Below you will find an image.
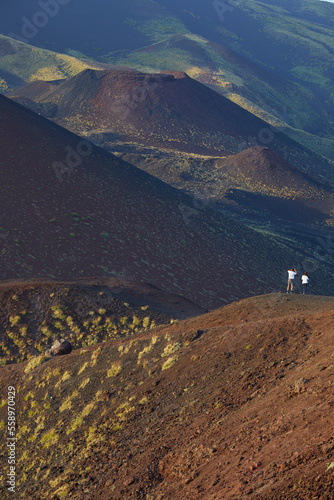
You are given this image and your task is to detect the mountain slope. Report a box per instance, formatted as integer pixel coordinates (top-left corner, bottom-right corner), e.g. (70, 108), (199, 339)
(0, 35), (119, 91)
(105, 32), (334, 161)
(9, 68), (334, 180)
(216, 145), (334, 197)
(0, 293), (333, 498)
(0, 278), (206, 365)
(117, 145), (334, 225)
(2, 2), (333, 159)
(4, 94), (331, 308)
(157, 0), (334, 130)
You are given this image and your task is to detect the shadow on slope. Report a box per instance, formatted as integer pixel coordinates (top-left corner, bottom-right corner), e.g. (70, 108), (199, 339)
(3, 94), (325, 309)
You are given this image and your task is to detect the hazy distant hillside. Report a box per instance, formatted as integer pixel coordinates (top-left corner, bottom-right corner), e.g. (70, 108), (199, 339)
(0, 0), (183, 55)
(0, 34), (118, 90)
(1, 0), (333, 159)
(105, 32), (334, 161)
(156, 0), (334, 92)
(157, 0), (334, 149)
(107, 33), (314, 126)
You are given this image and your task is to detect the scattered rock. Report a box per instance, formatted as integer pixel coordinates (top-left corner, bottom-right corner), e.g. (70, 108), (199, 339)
(45, 339), (73, 357)
(123, 476), (136, 486)
(288, 377), (309, 397)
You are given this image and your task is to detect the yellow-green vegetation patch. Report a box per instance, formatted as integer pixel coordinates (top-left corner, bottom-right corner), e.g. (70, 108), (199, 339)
(118, 339), (137, 356)
(82, 402), (95, 417)
(41, 428), (59, 448)
(52, 307), (66, 320)
(23, 391), (34, 401)
(0, 77), (8, 92)
(17, 425), (30, 439)
(59, 390), (79, 412)
(107, 363), (122, 378)
(54, 485), (70, 498)
(61, 371), (72, 382)
(77, 362), (89, 375)
(0, 420), (5, 430)
(0, 36), (100, 83)
(86, 426), (98, 445)
(0, 399), (7, 408)
(95, 390), (103, 401)
(112, 422), (123, 432)
(79, 377), (90, 390)
(161, 342), (182, 357)
(35, 417), (46, 435)
(115, 402), (135, 420)
(9, 315), (21, 326)
(49, 477), (63, 489)
(162, 356), (177, 371)
(90, 347), (101, 366)
(142, 316), (150, 328)
(138, 336), (158, 363)
(18, 450), (29, 463)
(67, 416), (84, 434)
(24, 355), (49, 373)
(55, 370), (72, 388)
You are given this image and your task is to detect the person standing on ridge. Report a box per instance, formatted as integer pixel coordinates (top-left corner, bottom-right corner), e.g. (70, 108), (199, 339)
(301, 272), (309, 295)
(287, 268), (297, 293)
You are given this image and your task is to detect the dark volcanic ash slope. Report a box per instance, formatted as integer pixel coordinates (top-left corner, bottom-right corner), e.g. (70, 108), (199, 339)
(123, 145), (334, 225)
(0, 293), (333, 499)
(0, 95), (332, 308)
(214, 146), (334, 223)
(10, 68), (334, 178)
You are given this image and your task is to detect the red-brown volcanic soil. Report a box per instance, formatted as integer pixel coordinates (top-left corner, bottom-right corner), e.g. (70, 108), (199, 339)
(0, 293), (333, 499)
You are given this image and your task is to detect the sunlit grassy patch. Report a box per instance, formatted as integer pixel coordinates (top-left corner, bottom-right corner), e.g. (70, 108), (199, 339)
(107, 363), (122, 378)
(24, 355), (49, 373)
(41, 428), (58, 447)
(59, 390), (79, 412)
(162, 356), (177, 370)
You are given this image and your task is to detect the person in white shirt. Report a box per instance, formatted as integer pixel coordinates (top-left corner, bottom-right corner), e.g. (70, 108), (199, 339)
(287, 268), (297, 293)
(301, 272), (309, 295)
